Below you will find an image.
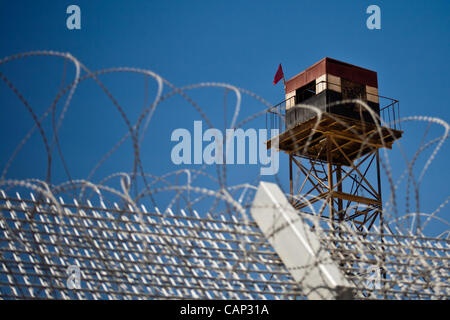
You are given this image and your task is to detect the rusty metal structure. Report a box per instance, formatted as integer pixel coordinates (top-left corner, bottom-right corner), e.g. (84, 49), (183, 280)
(267, 58), (403, 231)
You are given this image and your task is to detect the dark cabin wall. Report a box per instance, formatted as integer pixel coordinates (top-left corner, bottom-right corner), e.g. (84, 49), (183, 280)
(285, 89), (380, 130)
(286, 90), (327, 129)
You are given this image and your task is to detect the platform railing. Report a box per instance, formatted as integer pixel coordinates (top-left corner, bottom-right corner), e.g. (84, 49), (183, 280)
(266, 80), (401, 132)
(379, 97), (401, 130)
(265, 97), (290, 132)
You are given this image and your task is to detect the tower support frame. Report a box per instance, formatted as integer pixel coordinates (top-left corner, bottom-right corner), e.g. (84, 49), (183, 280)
(270, 113), (402, 231)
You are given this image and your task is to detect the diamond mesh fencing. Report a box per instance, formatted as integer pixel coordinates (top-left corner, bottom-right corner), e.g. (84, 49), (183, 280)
(0, 189), (448, 299)
(319, 225), (449, 299)
(0, 190), (303, 299)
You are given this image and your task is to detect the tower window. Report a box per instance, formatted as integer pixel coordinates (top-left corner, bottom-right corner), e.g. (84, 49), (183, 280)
(341, 79), (366, 101)
(295, 81), (316, 104)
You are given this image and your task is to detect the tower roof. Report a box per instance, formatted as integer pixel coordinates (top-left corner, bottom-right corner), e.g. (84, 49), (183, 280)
(285, 57), (378, 93)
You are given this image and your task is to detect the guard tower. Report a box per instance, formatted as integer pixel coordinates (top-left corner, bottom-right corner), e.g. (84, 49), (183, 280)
(267, 58), (403, 231)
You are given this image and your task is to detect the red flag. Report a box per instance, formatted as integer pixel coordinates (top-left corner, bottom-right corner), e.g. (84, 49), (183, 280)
(273, 63), (284, 85)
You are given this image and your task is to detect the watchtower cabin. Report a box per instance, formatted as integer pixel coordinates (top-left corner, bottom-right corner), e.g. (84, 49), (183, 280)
(285, 57), (381, 130)
(267, 57), (403, 231)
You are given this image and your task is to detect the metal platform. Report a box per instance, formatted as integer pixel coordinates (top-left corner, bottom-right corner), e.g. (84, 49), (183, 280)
(267, 113), (403, 166)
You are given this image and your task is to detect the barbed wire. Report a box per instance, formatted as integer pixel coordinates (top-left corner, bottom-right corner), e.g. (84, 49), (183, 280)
(0, 51), (448, 299)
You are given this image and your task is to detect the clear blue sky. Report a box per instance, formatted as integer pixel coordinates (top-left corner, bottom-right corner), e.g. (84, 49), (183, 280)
(0, 0), (449, 235)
